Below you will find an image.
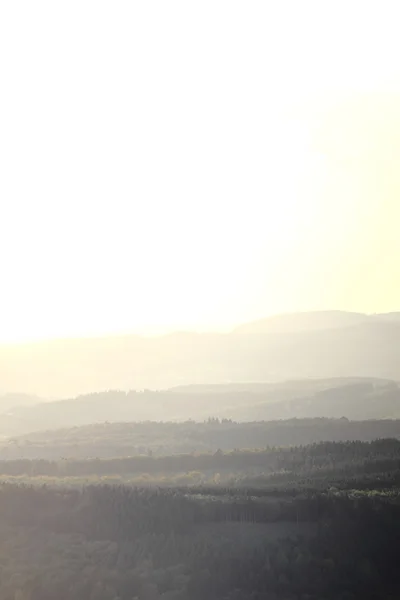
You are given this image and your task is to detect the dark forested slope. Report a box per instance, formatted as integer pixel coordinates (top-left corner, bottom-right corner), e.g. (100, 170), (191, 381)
(1, 444), (400, 599)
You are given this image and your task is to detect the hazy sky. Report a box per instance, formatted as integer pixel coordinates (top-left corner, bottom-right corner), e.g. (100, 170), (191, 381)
(1, 1), (400, 341)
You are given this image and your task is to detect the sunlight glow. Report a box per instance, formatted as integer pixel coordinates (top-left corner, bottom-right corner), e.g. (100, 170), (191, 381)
(1, 1), (400, 341)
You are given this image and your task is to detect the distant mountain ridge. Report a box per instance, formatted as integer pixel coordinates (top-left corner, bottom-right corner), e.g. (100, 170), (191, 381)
(233, 310), (400, 334)
(0, 310), (400, 397)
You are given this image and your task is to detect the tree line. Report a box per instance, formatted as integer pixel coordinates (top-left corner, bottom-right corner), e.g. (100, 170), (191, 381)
(4, 417), (400, 460)
(1, 438), (400, 480)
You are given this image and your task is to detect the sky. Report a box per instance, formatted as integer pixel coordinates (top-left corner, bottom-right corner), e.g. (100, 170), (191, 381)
(1, 1), (400, 341)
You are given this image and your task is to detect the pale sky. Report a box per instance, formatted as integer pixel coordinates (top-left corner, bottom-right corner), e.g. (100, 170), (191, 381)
(1, 1), (400, 341)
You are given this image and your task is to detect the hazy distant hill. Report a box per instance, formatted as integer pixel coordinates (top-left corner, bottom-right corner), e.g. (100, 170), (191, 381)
(233, 310), (369, 334)
(0, 377), (399, 437)
(375, 312), (400, 322)
(233, 310), (400, 334)
(0, 311), (400, 397)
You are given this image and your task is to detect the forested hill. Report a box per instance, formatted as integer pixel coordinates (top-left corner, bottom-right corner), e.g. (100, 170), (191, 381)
(1, 311), (400, 397)
(2, 476), (400, 600)
(1, 377), (400, 436)
(3, 418), (400, 460)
